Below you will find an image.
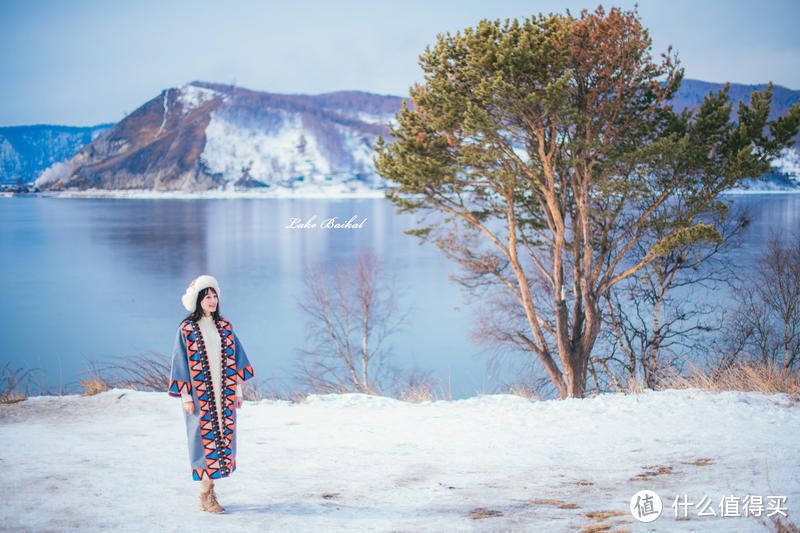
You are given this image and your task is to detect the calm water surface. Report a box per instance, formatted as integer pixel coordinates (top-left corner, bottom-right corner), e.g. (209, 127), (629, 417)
(1, 193), (798, 398)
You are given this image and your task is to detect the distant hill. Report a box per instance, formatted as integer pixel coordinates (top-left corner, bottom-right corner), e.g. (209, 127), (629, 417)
(33, 82), (401, 191)
(0, 124), (111, 185)
(3, 78), (797, 192)
(671, 79), (799, 123)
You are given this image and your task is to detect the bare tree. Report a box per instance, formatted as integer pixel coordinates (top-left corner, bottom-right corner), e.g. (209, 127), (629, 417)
(719, 231), (800, 370)
(297, 248), (409, 394)
(593, 202), (751, 390)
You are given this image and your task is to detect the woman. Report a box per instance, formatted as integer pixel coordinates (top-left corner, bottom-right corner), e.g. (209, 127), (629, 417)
(168, 275), (255, 514)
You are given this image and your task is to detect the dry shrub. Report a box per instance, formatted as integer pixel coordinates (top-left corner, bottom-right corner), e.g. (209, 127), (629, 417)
(468, 507), (503, 519)
(397, 372), (450, 402)
(622, 378), (647, 395)
(661, 357), (800, 396)
(77, 352), (169, 396)
(397, 383), (436, 402)
(80, 354), (313, 402)
(78, 373), (110, 396)
(240, 379), (307, 403)
(103, 352), (171, 391)
(1, 364), (35, 403)
(507, 382), (540, 400)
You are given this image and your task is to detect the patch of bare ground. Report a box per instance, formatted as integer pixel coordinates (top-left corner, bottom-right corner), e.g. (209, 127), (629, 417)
(468, 507), (504, 519)
(629, 464), (675, 481)
(532, 498), (581, 509)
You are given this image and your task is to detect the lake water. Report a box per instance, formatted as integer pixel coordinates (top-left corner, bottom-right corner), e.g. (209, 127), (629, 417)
(1, 193), (798, 398)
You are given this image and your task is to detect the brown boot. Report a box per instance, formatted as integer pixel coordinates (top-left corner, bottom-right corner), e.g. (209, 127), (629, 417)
(199, 485), (225, 514)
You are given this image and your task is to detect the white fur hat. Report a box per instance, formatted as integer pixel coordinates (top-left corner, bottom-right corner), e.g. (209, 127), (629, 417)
(181, 275), (221, 312)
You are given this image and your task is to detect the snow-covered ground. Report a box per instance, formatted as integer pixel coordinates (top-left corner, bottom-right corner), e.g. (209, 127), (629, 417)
(1, 388), (797, 532)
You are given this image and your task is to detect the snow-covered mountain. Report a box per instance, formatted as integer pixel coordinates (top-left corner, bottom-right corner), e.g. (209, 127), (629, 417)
(35, 82), (401, 192)
(0, 124), (111, 185)
(17, 79), (800, 193)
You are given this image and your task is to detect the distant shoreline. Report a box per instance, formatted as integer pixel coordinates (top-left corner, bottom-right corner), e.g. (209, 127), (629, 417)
(1, 186), (391, 200)
(2, 186), (799, 199)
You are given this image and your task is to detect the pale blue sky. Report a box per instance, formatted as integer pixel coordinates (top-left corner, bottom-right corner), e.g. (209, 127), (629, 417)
(1, 0), (798, 126)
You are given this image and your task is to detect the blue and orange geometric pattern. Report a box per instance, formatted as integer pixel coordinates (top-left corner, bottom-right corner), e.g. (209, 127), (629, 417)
(167, 378), (191, 397)
(180, 317), (242, 480)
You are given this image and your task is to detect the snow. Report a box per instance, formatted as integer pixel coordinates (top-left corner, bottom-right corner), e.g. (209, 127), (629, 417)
(1, 388), (798, 531)
(723, 179), (800, 194)
(156, 89), (170, 137)
(202, 110), (333, 184)
(337, 123), (378, 177)
(772, 147), (800, 184)
(34, 160), (73, 188)
(199, 102), (389, 189)
(354, 112), (395, 126)
(177, 84), (221, 114)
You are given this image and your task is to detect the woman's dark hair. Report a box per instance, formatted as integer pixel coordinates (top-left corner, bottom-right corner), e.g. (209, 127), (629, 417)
(184, 287), (221, 322)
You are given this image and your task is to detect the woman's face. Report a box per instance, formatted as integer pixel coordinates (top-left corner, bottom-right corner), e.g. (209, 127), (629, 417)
(200, 289), (218, 316)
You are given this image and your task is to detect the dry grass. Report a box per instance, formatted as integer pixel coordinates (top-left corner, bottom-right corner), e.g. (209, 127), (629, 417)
(629, 464), (675, 481)
(533, 498), (567, 505)
(78, 373), (110, 396)
(577, 509), (630, 533)
(240, 379), (307, 403)
(581, 510), (628, 521)
(396, 373), (452, 403)
(67, 349), (800, 406)
(683, 457), (714, 466)
(661, 358), (800, 396)
(531, 498), (581, 509)
(577, 525), (612, 533)
(398, 383), (438, 402)
(759, 513), (800, 533)
(72, 352), (452, 404)
(468, 507), (503, 519)
(78, 353), (170, 395)
(507, 382), (541, 400)
(78, 354), (314, 402)
(623, 379), (647, 395)
(98, 352), (171, 392)
(1, 364), (35, 403)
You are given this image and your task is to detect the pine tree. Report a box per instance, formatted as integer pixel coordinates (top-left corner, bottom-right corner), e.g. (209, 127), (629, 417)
(374, 6), (800, 398)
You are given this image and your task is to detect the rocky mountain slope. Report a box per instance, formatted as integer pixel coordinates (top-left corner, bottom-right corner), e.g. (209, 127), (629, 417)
(35, 82), (400, 191)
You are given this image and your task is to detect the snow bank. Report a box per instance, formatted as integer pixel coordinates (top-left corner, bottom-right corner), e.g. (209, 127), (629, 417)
(1, 388), (797, 532)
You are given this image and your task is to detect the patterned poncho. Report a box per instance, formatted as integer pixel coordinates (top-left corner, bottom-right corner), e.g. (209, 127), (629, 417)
(168, 317), (255, 480)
